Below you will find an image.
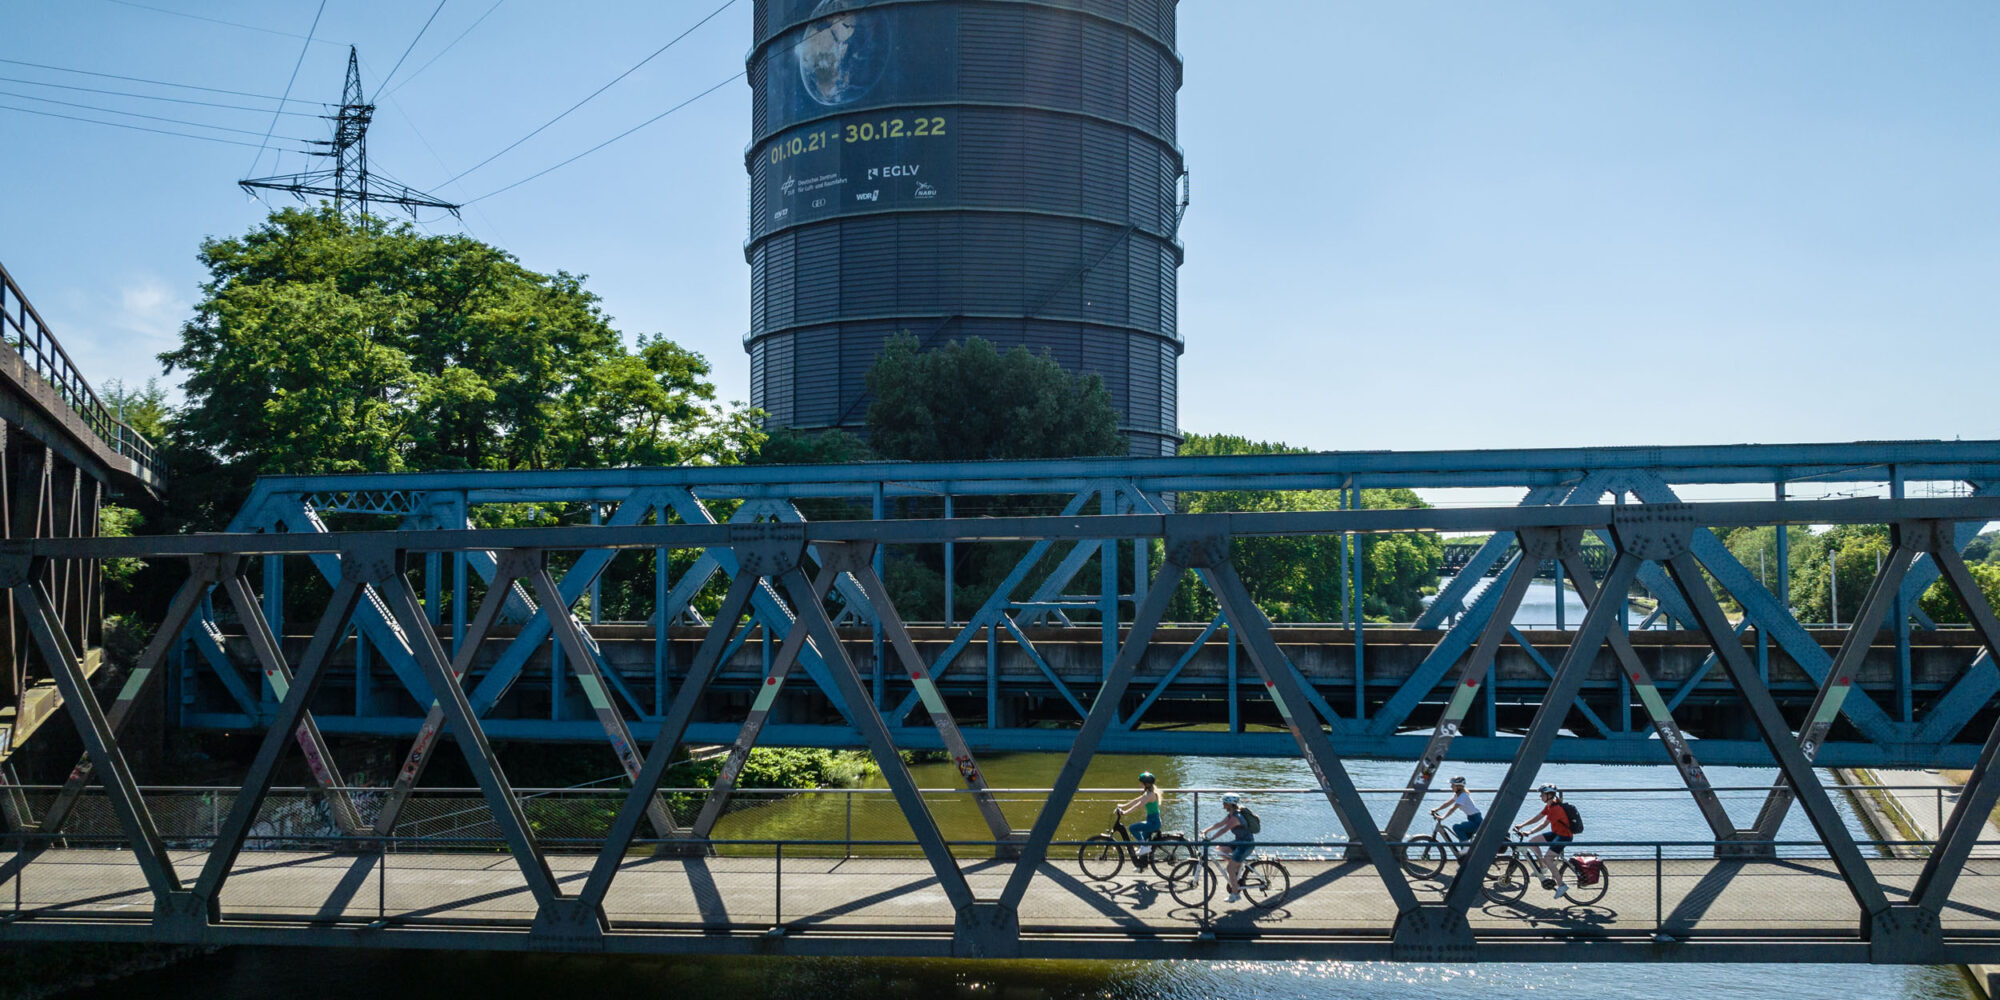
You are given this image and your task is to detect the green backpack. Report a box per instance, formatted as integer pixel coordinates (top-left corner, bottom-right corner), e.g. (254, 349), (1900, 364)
(1237, 806), (1261, 835)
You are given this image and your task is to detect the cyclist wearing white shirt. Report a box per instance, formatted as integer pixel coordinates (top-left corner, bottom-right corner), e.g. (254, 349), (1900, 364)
(1429, 775), (1483, 841)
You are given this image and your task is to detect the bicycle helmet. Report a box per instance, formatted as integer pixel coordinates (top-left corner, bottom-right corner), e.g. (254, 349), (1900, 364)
(1138, 771), (1156, 785)
(1449, 776), (1467, 787)
(1221, 792), (1241, 805)
(1538, 783), (1561, 797)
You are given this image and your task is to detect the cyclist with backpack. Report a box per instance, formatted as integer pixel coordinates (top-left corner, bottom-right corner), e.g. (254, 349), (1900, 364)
(1116, 771), (1165, 859)
(1513, 783), (1582, 894)
(1201, 792), (1259, 902)
(1429, 775), (1483, 842)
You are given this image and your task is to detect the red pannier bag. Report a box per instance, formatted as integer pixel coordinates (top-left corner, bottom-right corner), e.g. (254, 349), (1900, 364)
(1574, 855), (1603, 886)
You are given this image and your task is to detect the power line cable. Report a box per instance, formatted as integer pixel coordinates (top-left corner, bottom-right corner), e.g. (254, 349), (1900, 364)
(247, 0), (328, 177)
(96, 0), (341, 45)
(0, 89), (311, 138)
(441, 0), (737, 186)
(381, 0), (506, 98)
(0, 57), (317, 105)
(0, 74), (322, 116)
(0, 102), (306, 150)
(375, 0), (448, 96)
(465, 70), (741, 204)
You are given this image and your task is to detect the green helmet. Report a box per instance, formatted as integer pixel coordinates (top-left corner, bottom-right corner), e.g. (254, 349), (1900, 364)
(1138, 771), (1156, 785)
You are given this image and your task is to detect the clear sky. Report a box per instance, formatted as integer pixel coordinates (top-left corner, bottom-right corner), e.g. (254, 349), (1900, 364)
(2, 0), (1994, 455)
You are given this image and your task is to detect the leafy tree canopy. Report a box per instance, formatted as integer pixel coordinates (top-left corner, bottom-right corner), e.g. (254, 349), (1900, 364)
(865, 334), (1124, 461)
(160, 207), (760, 477)
(1170, 432), (1443, 623)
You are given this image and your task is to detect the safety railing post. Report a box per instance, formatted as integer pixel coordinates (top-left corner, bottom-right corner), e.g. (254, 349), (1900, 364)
(378, 840), (387, 922)
(1937, 787), (1944, 838)
(1654, 843), (1663, 937)
(774, 841), (783, 928)
(845, 794), (853, 860)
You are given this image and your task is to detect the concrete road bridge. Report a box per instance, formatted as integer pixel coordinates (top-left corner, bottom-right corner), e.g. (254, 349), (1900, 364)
(0, 488), (1999, 962)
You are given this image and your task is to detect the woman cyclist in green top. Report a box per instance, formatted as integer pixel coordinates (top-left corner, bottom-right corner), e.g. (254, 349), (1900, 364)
(1117, 772), (1164, 859)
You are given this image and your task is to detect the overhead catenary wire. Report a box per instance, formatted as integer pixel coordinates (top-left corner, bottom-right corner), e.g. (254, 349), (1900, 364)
(247, 0), (328, 177)
(0, 101), (308, 150)
(375, 0), (449, 97)
(440, 0), (738, 186)
(0, 74), (322, 116)
(0, 89), (313, 138)
(96, 0), (342, 45)
(0, 57), (317, 105)
(464, 71), (742, 204)
(381, 0), (507, 99)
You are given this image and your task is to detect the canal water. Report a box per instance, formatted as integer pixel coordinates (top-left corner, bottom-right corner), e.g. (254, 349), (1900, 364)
(57, 582), (1981, 999)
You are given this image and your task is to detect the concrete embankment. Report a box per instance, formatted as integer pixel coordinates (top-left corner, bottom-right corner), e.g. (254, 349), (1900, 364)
(1838, 767), (1997, 997)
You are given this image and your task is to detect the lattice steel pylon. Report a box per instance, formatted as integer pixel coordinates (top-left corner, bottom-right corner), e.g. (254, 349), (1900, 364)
(238, 46), (459, 220)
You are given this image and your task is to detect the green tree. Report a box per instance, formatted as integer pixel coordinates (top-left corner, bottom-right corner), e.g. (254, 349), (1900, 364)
(161, 207), (760, 477)
(1168, 433), (1442, 623)
(100, 377), (170, 442)
(1920, 561), (2000, 625)
(1791, 524), (1888, 624)
(865, 334), (1124, 461)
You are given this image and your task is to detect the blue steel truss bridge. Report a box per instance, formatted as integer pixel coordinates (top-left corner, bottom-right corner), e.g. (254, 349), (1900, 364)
(1, 457), (1999, 963)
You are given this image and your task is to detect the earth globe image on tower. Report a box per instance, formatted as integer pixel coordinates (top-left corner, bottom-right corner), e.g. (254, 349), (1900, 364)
(795, 0), (885, 106)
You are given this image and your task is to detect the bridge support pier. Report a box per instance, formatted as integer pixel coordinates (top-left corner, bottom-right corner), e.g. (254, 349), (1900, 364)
(1869, 904), (1946, 964)
(953, 902), (1020, 958)
(1390, 904), (1476, 962)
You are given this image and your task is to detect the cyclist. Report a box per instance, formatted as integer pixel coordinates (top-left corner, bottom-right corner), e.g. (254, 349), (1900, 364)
(1512, 783), (1574, 894)
(1116, 771), (1164, 859)
(1429, 775), (1483, 842)
(1200, 792), (1255, 902)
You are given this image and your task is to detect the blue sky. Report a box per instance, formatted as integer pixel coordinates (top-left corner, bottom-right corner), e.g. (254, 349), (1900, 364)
(1, 1), (1994, 455)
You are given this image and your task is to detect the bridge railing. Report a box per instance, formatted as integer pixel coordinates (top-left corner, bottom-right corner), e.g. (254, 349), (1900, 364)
(0, 261), (163, 485)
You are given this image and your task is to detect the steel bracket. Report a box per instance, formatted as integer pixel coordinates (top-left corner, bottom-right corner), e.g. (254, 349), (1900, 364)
(1869, 905), (1945, 964)
(953, 902), (1020, 959)
(531, 899), (609, 946)
(153, 891), (207, 938)
(1164, 515), (1231, 569)
(1391, 904), (1476, 961)
(731, 523), (807, 578)
(1611, 504), (1695, 561)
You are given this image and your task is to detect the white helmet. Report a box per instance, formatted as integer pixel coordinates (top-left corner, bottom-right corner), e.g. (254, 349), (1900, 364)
(1221, 792), (1241, 805)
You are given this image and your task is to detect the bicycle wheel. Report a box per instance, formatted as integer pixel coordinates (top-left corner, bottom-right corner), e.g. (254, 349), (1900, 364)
(1401, 836), (1448, 880)
(1483, 855), (1529, 904)
(1167, 859), (1214, 908)
(1561, 859), (1609, 906)
(1078, 835), (1124, 881)
(1242, 859), (1290, 909)
(1147, 833), (1191, 870)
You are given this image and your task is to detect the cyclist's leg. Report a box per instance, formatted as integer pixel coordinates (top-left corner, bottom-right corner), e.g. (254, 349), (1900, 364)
(1130, 817), (1159, 845)
(1452, 816), (1480, 841)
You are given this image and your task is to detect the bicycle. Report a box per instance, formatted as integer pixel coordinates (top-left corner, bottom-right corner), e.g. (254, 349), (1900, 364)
(1484, 837), (1610, 906)
(1165, 842), (1290, 910)
(1399, 819), (1528, 900)
(1078, 809), (1191, 881)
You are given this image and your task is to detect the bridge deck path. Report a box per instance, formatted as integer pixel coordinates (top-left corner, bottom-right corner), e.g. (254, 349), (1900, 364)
(8, 848), (2000, 941)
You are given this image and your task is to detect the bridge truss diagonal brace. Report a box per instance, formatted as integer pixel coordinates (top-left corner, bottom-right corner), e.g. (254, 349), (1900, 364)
(371, 553), (529, 836)
(1381, 534), (1553, 844)
(215, 570), (363, 834)
(578, 569), (765, 911)
(527, 562), (676, 837)
(1626, 474), (1903, 745)
(29, 565), (217, 843)
(6, 565), (186, 913)
(1411, 485), (1569, 630)
(191, 572), (365, 920)
(1555, 546), (1737, 844)
(1908, 529), (2000, 917)
(1745, 530), (1924, 840)
(370, 550), (568, 919)
(1661, 545), (1893, 923)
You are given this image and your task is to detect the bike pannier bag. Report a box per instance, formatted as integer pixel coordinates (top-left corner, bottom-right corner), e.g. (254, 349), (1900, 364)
(1575, 855), (1602, 886)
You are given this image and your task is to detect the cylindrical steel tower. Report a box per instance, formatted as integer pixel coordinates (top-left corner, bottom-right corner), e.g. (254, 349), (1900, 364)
(745, 0), (1183, 456)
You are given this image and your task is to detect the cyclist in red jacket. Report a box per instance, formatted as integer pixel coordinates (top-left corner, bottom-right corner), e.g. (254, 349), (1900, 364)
(1513, 783), (1574, 892)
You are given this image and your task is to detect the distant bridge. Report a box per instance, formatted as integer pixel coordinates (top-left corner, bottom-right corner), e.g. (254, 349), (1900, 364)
(0, 487), (1998, 960)
(0, 262), (160, 764)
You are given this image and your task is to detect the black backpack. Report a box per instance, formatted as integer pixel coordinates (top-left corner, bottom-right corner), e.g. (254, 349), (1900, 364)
(1237, 806), (1261, 835)
(1560, 801), (1583, 834)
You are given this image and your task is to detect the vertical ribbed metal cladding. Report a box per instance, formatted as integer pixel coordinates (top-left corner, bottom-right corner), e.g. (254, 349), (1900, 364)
(744, 0), (1184, 456)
